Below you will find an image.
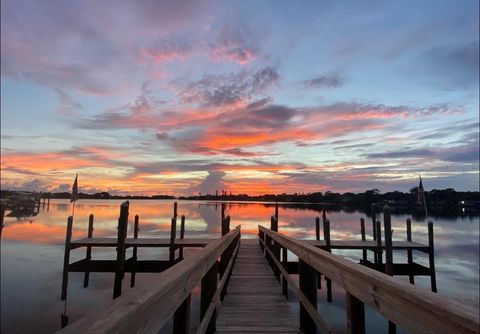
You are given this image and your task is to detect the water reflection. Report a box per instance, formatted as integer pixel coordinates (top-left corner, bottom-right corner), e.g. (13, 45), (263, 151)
(1, 199), (478, 333)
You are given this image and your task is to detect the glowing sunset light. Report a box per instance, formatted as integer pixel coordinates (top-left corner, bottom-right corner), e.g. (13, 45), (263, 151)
(1, 1), (478, 195)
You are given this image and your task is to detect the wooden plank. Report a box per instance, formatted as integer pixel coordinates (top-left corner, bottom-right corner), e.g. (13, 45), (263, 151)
(306, 239), (429, 250)
(216, 240), (300, 334)
(70, 237), (214, 248)
(259, 226), (479, 334)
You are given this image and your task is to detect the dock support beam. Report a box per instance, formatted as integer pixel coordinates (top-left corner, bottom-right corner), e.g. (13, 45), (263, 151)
(299, 259), (317, 334)
(83, 214), (94, 288)
(113, 201), (129, 299)
(61, 216), (73, 301)
(346, 292), (365, 334)
(201, 261), (218, 334)
(428, 222), (437, 293)
(406, 218), (415, 284)
(173, 294), (191, 334)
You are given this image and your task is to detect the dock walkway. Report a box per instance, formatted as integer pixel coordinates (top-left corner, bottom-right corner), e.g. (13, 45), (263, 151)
(216, 239), (300, 334)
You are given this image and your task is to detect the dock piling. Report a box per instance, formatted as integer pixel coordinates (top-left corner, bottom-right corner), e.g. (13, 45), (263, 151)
(130, 214), (140, 287)
(428, 222), (437, 293)
(299, 259), (317, 334)
(83, 214), (94, 288)
(61, 216), (73, 301)
(113, 201), (129, 299)
(406, 218), (414, 284)
(323, 219), (332, 302)
(360, 218), (367, 262)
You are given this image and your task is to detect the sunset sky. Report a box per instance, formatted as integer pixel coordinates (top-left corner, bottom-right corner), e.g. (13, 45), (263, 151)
(1, 0), (479, 195)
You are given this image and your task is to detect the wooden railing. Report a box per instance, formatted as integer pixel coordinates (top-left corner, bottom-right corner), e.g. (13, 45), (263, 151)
(258, 225), (479, 334)
(57, 226), (241, 334)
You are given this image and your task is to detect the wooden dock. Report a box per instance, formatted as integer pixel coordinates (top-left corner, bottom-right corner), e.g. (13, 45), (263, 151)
(57, 201), (479, 334)
(216, 239), (300, 333)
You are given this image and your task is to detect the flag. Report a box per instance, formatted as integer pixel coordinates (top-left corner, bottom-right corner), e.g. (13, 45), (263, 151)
(71, 174), (79, 203)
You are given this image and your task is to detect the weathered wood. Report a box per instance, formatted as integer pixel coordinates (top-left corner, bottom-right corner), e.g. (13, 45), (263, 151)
(179, 215), (186, 260)
(258, 226), (479, 334)
(83, 214), (95, 288)
(346, 292), (365, 334)
(61, 216), (73, 301)
(360, 218), (367, 262)
(406, 218), (414, 284)
(113, 201), (129, 299)
(259, 238), (331, 334)
(299, 260), (317, 334)
(201, 261), (218, 334)
(376, 220), (383, 265)
(428, 222), (437, 293)
(169, 217), (177, 263)
(173, 294), (191, 334)
(281, 246), (288, 299)
(323, 219), (332, 303)
(130, 214), (140, 288)
(57, 227), (240, 334)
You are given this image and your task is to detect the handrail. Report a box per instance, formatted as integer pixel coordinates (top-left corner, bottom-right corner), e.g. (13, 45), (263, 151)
(57, 226), (241, 334)
(259, 225), (479, 334)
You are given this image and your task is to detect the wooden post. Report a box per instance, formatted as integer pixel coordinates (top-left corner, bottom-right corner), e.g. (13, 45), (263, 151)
(47, 198), (50, 211)
(222, 215), (230, 236)
(376, 220), (383, 265)
(275, 203), (279, 222)
(130, 214), (140, 288)
(383, 206), (393, 275)
(0, 205), (5, 238)
(346, 292), (365, 334)
(173, 294), (191, 334)
(83, 214), (94, 288)
(201, 261), (218, 334)
(324, 219), (332, 302)
(270, 216), (280, 280)
(113, 201), (129, 299)
(61, 216), (73, 301)
(282, 246), (288, 299)
(169, 217), (177, 263)
(372, 205), (377, 264)
(360, 218), (367, 262)
(179, 215), (186, 260)
(299, 259), (317, 334)
(221, 203), (226, 225)
(406, 218), (414, 284)
(315, 216), (322, 289)
(428, 222), (437, 293)
(173, 202), (178, 218)
(383, 206), (396, 334)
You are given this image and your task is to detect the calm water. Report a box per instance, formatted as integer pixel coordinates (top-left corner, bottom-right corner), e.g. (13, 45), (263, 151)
(1, 199), (478, 333)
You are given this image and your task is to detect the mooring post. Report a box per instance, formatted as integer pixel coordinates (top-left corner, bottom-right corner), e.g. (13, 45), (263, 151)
(221, 202), (226, 226)
(130, 214), (140, 288)
(275, 203), (279, 221)
(315, 216), (322, 289)
(299, 259), (317, 334)
(61, 216), (73, 301)
(324, 218), (332, 302)
(346, 292), (365, 334)
(0, 205), (5, 238)
(179, 215), (186, 260)
(222, 215), (230, 236)
(83, 214), (95, 288)
(428, 221), (437, 293)
(201, 261), (218, 334)
(173, 202), (178, 218)
(406, 218), (414, 284)
(113, 201), (129, 299)
(383, 206), (393, 275)
(376, 220), (383, 265)
(282, 246), (288, 299)
(173, 294), (191, 334)
(360, 218), (367, 262)
(270, 216), (280, 280)
(169, 217), (177, 263)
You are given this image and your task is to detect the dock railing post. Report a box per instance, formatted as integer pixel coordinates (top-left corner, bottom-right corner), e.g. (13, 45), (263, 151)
(281, 246), (288, 299)
(113, 201), (129, 299)
(169, 217), (177, 263)
(270, 216), (280, 281)
(61, 216), (73, 301)
(299, 259), (317, 334)
(406, 218), (414, 284)
(360, 218), (367, 262)
(315, 216), (322, 289)
(179, 215), (186, 260)
(323, 218), (332, 302)
(83, 214), (95, 288)
(173, 295), (191, 334)
(428, 221), (437, 293)
(130, 214), (140, 288)
(346, 292), (365, 334)
(201, 261), (218, 334)
(383, 205), (393, 275)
